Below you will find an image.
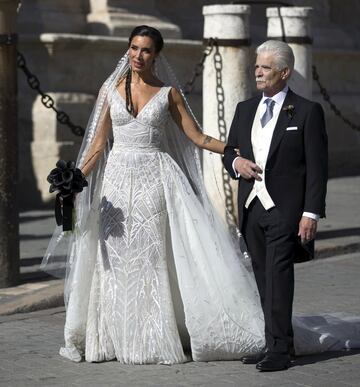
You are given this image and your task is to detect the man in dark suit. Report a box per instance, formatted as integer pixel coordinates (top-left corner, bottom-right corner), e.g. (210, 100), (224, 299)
(223, 40), (328, 371)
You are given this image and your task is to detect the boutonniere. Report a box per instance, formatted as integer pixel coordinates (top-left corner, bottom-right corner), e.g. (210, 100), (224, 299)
(282, 104), (295, 118)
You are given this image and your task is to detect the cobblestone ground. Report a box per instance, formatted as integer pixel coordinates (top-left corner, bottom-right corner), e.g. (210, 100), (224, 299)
(0, 253), (359, 387)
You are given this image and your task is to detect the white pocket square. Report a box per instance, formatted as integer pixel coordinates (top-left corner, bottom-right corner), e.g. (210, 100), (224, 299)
(286, 126), (298, 131)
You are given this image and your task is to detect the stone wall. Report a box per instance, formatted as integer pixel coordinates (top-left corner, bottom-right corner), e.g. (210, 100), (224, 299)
(312, 50), (360, 176)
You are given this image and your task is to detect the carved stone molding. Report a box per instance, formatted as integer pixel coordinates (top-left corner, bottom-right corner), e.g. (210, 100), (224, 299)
(87, 0), (181, 38)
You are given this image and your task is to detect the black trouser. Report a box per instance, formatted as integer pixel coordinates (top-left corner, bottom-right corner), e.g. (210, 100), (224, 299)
(243, 198), (295, 354)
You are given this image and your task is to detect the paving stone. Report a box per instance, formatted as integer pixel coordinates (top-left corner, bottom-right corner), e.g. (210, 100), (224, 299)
(1, 178), (360, 386)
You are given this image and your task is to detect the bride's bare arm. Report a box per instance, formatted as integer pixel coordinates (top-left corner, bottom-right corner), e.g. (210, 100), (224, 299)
(168, 88), (225, 154)
(81, 107), (111, 177)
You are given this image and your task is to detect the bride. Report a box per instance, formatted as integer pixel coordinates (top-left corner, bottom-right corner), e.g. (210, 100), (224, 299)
(44, 25), (265, 364)
(43, 25), (360, 365)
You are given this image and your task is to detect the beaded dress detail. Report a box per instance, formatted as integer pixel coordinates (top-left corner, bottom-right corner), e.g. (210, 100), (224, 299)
(59, 86), (265, 363)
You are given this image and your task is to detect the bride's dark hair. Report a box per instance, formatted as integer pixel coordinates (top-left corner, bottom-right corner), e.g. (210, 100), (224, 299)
(125, 25), (164, 115)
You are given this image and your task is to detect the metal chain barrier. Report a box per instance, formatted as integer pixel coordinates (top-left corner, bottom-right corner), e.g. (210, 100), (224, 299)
(17, 39), (213, 136)
(312, 65), (360, 132)
(183, 38), (215, 95)
(17, 51), (85, 137)
(212, 41), (238, 228)
(17, 40), (359, 145)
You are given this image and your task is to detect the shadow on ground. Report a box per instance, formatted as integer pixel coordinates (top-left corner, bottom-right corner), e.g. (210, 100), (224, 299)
(295, 349), (360, 366)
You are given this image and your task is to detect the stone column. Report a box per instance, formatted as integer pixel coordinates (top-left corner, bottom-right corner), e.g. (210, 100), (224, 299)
(0, 0), (19, 287)
(267, 7), (313, 99)
(202, 4), (251, 224)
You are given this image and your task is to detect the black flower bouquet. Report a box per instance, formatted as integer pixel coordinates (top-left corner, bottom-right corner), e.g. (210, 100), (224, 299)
(47, 160), (88, 231)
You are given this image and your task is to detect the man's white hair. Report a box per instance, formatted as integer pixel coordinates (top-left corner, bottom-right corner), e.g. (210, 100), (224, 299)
(256, 40), (295, 72)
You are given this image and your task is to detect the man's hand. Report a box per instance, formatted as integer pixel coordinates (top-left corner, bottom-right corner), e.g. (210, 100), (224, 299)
(298, 216), (317, 244)
(234, 157), (263, 181)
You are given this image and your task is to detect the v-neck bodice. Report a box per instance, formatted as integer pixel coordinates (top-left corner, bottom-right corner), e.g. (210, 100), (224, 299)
(109, 86), (172, 152)
(115, 87), (164, 119)
(109, 86), (171, 152)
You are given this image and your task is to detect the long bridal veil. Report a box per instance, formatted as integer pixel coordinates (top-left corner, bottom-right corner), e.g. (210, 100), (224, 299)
(42, 51), (254, 300)
(41, 51), (266, 361)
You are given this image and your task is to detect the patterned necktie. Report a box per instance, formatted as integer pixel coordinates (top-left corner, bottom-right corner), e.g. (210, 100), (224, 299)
(260, 98), (275, 128)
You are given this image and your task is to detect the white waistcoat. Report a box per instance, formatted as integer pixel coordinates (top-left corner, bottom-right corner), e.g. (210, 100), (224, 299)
(245, 103), (276, 210)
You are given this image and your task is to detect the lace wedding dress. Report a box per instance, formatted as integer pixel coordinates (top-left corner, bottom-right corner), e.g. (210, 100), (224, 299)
(59, 86), (267, 364)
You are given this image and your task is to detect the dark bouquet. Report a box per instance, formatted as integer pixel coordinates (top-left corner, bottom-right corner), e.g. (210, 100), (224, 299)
(47, 160), (88, 231)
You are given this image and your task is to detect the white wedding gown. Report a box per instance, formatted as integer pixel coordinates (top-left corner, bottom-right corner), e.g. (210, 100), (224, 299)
(59, 86), (360, 364)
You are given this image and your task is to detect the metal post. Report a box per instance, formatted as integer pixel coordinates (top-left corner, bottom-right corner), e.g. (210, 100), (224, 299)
(0, 0), (20, 287)
(202, 4), (251, 224)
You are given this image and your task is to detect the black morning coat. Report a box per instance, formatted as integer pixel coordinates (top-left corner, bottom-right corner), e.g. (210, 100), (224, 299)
(223, 89), (328, 262)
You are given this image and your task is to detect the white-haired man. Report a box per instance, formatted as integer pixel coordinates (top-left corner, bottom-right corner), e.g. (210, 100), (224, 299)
(223, 40), (328, 371)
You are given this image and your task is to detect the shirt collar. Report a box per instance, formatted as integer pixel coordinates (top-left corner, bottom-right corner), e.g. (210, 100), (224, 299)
(261, 85), (289, 106)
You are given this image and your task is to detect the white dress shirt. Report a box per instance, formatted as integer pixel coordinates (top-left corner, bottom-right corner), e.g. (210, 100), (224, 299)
(232, 86), (319, 221)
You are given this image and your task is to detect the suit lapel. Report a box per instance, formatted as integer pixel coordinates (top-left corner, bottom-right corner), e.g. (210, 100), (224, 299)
(242, 96), (261, 161)
(267, 89), (295, 163)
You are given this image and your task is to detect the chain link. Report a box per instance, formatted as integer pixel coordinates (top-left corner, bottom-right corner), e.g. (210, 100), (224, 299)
(17, 51), (85, 137)
(183, 38), (215, 95)
(312, 65), (359, 132)
(213, 41), (238, 228)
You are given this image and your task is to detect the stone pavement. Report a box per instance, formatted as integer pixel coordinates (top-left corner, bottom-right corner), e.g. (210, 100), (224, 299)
(0, 252), (359, 387)
(0, 176), (359, 385)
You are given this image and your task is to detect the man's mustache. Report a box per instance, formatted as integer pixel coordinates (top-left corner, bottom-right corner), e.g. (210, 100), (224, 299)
(256, 77), (265, 82)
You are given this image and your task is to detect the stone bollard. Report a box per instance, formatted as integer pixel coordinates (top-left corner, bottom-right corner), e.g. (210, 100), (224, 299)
(202, 4), (251, 225)
(267, 6), (313, 99)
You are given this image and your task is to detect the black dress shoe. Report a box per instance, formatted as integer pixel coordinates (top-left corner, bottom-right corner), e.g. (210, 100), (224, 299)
(255, 353), (291, 372)
(240, 352), (266, 364)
